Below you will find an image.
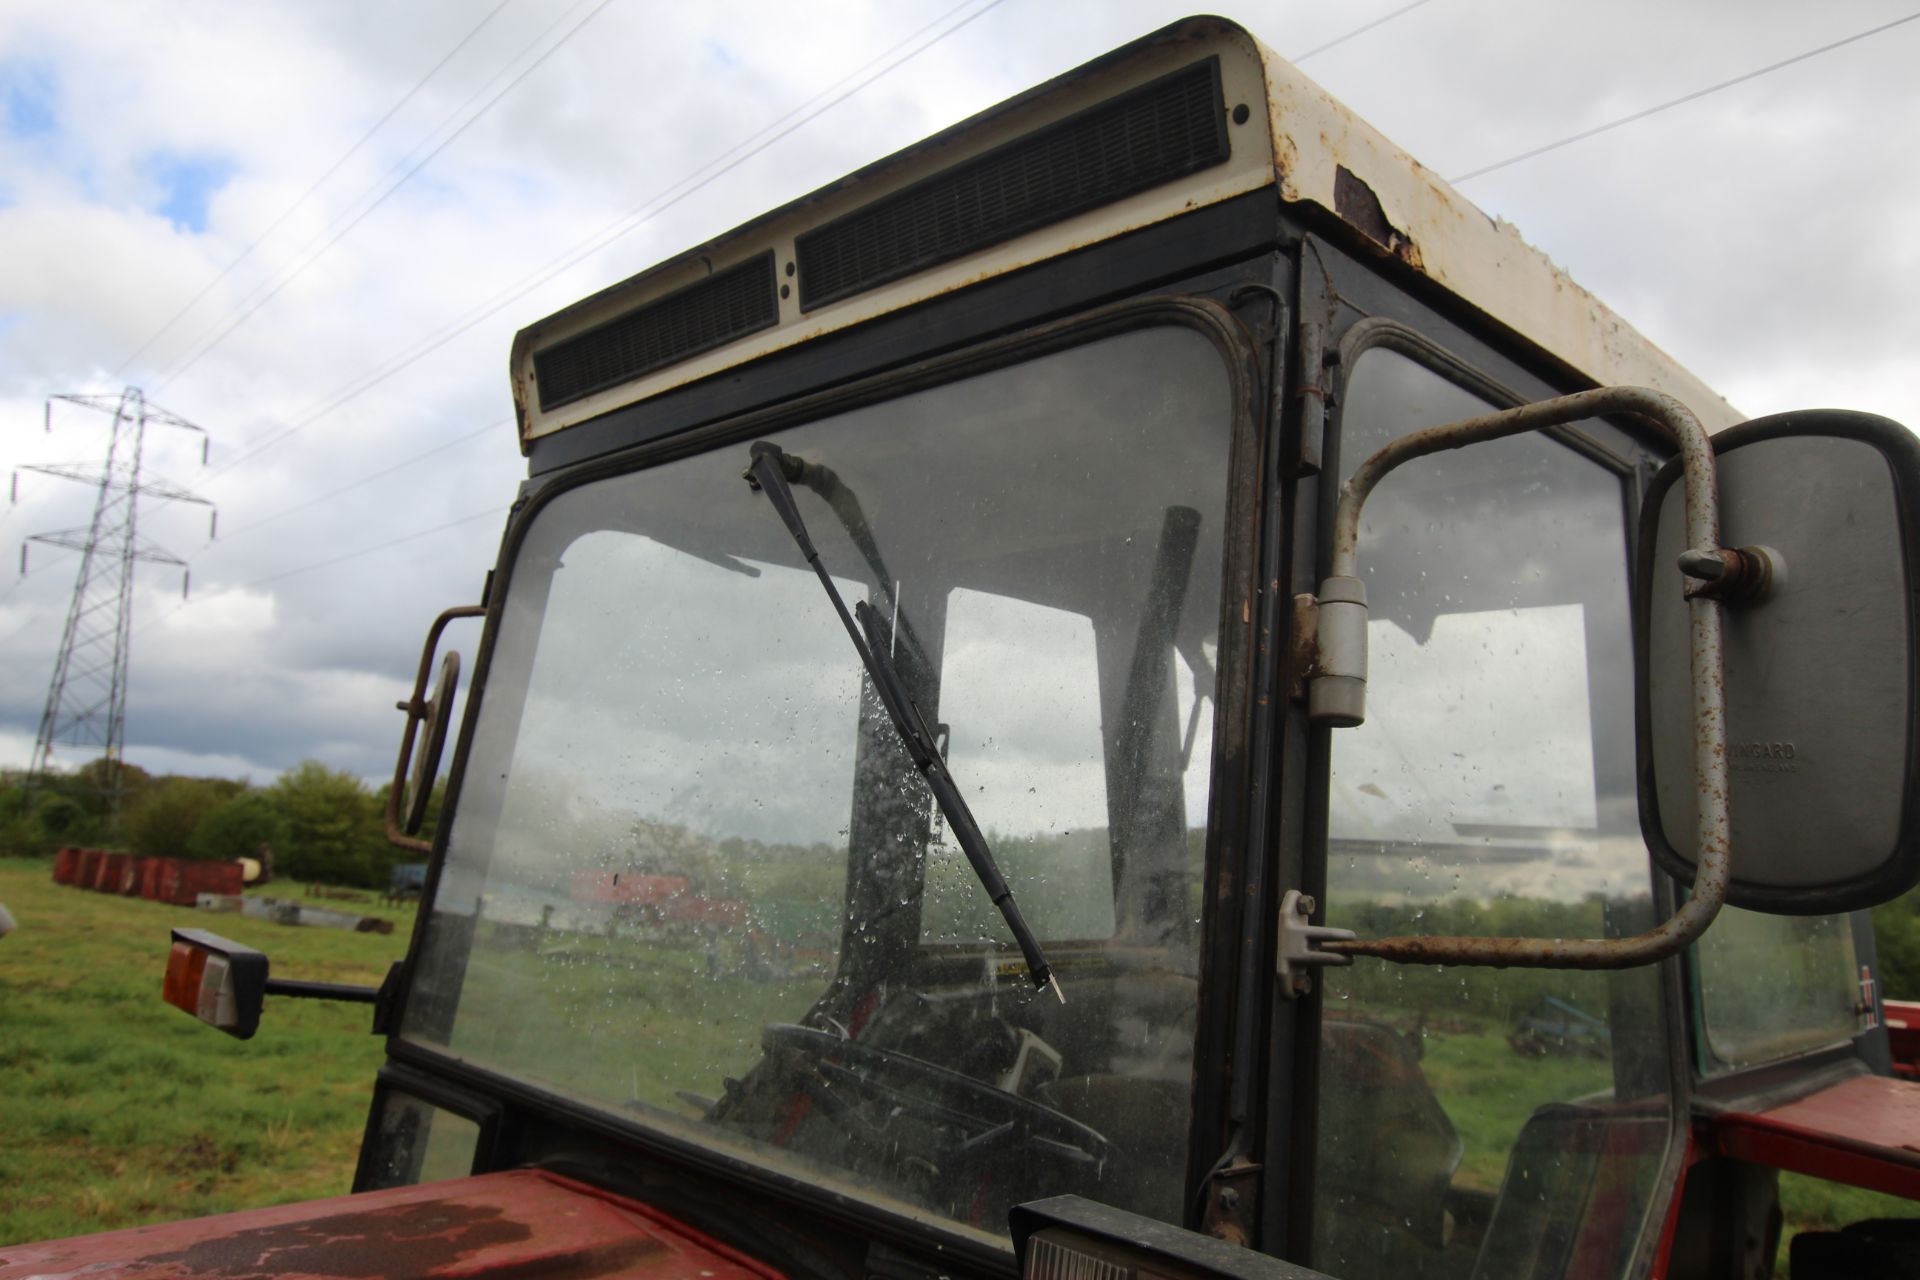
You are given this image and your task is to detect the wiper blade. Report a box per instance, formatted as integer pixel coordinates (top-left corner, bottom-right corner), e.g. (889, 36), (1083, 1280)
(744, 441), (1063, 1003)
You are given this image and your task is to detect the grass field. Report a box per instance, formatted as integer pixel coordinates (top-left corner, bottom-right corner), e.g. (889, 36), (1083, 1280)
(2, 851), (1912, 1274)
(0, 857), (410, 1246)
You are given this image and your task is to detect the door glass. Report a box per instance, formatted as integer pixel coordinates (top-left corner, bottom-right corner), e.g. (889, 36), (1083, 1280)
(1315, 348), (1670, 1280)
(399, 325), (1236, 1243)
(1695, 907), (1861, 1072)
(361, 1093), (480, 1189)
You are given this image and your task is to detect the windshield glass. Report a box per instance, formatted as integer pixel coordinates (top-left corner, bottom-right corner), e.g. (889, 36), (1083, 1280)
(400, 324), (1236, 1243)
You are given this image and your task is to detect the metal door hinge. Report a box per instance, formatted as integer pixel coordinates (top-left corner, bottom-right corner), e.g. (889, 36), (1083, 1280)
(1278, 889), (1354, 998)
(1199, 1157), (1261, 1246)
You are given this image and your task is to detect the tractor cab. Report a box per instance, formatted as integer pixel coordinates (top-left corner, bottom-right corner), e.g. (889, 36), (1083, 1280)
(15, 16), (1920, 1280)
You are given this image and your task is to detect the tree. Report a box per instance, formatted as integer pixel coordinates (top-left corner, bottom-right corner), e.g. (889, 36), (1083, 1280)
(1875, 889), (1920, 1001)
(0, 784), (45, 856)
(190, 792), (293, 866)
(124, 777), (231, 858)
(271, 761), (387, 886)
(43, 757), (156, 826)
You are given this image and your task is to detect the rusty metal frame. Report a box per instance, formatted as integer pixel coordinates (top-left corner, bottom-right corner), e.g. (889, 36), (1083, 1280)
(1311, 385), (1729, 970)
(384, 603), (487, 854)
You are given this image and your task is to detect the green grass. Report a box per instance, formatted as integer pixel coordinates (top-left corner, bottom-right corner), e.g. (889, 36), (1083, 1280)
(4, 853), (1912, 1269)
(0, 858), (411, 1246)
(1778, 1174), (1915, 1274)
(445, 925), (825, 1114)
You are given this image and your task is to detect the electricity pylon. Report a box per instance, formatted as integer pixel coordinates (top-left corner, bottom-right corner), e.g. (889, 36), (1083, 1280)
(15, 389), (216, 816)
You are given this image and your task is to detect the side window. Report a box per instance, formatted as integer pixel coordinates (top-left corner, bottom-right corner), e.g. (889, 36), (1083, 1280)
(361, 1093), (481, 1189)
(1694, 907), (1862, 1073)
(1314, 347), (1670, 1280)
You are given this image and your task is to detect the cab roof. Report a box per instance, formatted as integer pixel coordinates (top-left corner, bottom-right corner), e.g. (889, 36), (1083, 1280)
(510, 16), (1739, 446)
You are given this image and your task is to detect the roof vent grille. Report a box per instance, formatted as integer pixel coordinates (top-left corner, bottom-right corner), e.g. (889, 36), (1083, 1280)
(535, 252), (779, 411)
(796, 57), (1229, 312)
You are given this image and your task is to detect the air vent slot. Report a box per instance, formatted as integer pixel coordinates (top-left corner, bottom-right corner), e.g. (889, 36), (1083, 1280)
(797, 57), (1228, 312)
(1027, 1235), (1131, 1280)
(535, 252), (779, 411)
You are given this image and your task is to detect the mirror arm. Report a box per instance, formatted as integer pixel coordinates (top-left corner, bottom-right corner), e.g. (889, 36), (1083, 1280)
(1310, 386), (1731, 970)
(385, 603), (486, 853)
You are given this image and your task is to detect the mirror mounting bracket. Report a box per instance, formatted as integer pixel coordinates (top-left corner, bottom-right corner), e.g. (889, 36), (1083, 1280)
(1678, 543), (1781, 605)
(385, 603), (486, 854)
(1277, 890), (1354, 998)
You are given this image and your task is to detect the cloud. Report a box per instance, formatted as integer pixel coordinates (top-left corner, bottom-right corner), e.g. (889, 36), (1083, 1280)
(0, 0), (1911, 852)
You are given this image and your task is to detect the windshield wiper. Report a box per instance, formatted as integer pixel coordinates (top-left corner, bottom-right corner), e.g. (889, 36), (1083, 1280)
(744, 441), (1063, 1004)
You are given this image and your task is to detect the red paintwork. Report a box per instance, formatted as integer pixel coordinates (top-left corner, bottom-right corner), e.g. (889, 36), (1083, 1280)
(664, 896), (747, 928)
(52, 846), (81, 885)
(141, 855), (178, 901)
(1705, 1073), (1920, 1200)
(0, 1169), (786, 1280)
(567, 872), (746, 927)
(570, 870), (690, 906)
(1647, 1134), (1696, 1280)
(150, 859), (245, 906)
(94, 851), (131, 892)
(1886, 999), (1920, 1079)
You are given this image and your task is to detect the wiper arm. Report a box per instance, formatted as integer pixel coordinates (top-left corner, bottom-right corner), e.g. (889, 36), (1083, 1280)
(751, 442), (932, 674)
(744, 441), (1063, 1004)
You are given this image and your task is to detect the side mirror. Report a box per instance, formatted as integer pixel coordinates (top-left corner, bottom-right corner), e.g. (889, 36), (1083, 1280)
(1639, 411), (1920, 914)
(162, 928), (393, 1038)
(386, 604), (485, 852)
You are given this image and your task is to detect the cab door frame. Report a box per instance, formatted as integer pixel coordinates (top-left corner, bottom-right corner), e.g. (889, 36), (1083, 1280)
(1266, 230), (1695, 1275)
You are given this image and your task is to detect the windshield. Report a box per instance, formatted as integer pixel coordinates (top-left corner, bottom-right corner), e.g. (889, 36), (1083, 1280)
(400, 324), (1237, 1242)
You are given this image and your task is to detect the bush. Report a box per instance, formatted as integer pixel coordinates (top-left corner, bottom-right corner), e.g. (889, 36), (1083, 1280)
(66, 757), (153, 818)
(189, 792), (292, 867)
(1874, 892), (1920, 1001)
(0, 781), (108, 856)
(123, 778), (231, 859)
(271, 762), (389, 887)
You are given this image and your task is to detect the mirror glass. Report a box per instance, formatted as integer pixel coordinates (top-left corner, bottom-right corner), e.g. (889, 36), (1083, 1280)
(1640, 411), (1920, 913)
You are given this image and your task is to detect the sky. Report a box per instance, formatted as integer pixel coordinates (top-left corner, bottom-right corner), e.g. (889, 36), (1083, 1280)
(1, 0), (1916, 796)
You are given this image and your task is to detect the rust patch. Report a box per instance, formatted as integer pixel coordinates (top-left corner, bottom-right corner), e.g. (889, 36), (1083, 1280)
(121, 1200), (657, 1280)
(1286, 593), (1320, 701)
(1332, 165), (1422, 269)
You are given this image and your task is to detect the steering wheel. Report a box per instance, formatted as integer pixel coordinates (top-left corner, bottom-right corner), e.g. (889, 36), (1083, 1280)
(759, 1023), (1109, 1180)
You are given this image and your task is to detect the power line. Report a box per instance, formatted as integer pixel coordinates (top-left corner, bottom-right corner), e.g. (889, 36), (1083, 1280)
(211, 418), (508, 542)
(192, 0), (1011, 486)
(104, 0), (1015, 684)
(244, 505), (510, 589)
(99, 0), (1013, 644)
(131, 503), (511, 640)
(1292, 0), (1437, 63)
(1451, 10), (1920, 183)
(0, 555), (59, 608)
(149, 0), (621, 394)
(113, 0), (517, 377)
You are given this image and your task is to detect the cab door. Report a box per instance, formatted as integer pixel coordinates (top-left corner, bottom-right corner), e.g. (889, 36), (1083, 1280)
(1287, 259), (1684, 1280)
